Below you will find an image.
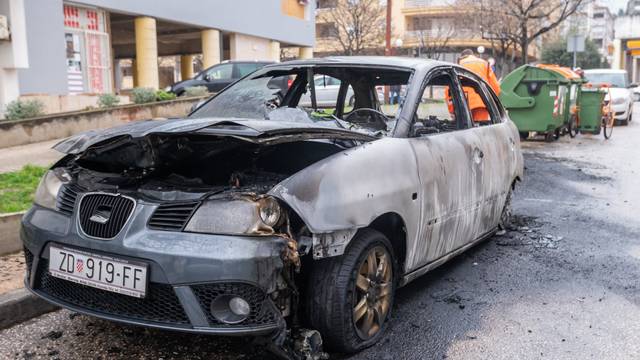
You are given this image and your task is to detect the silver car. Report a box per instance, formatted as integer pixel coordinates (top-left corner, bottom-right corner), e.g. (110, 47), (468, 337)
(22, 57), (523, 358)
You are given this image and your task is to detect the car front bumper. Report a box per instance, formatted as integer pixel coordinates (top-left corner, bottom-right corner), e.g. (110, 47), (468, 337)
(21, 205), (287, 336)
(611, 102), (631, 120)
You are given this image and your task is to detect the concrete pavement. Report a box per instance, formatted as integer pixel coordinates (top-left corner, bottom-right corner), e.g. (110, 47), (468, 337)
(0, 138), (63, 173)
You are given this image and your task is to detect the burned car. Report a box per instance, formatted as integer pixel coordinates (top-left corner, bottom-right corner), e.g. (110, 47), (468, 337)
(22, 57), (523, 357)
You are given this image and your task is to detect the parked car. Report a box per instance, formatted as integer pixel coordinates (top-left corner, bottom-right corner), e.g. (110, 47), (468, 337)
(168, 60), (273, 95)
(633, 84), (640, 102)
(299, 75), (385, 107)
(584, 69), (636, 125)
(23, 57), (523, 358)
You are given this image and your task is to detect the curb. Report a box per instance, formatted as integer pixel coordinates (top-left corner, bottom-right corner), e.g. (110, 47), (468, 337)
(0, 288), (58, 330)
(0, 212), (25, 256)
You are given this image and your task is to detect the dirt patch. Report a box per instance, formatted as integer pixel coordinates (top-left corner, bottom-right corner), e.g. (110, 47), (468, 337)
(0, 252), (26, 294)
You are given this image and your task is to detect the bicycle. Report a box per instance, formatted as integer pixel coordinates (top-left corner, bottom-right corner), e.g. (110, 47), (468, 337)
(602, 87), (614, 140)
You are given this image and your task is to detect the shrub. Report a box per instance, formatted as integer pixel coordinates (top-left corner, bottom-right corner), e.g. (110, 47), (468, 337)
(131, 87), (157, 104)
(4, 99), (45, 120)
(184, 86), (209, 97)
(97, 93), (120, 108)
(155, 90), (177, 102)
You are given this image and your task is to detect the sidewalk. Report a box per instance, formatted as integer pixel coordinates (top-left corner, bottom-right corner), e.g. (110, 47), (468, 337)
(0, 252), (25, 294)
(0, 139), (64, 174)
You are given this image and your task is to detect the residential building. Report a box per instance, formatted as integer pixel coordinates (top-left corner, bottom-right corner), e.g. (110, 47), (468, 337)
(561, 1), (615, 65)
(314, 0), (532, 74)
(612, 13), (640, 83)
(627, 0), (640, 15)
(0, 0), (316, 116)
(590, 5), (616, 65)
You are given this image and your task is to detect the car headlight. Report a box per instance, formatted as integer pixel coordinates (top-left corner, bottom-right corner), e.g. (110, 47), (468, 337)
(163, 86), (172, 92)
(612, 97), (626, 105)
(34, 168), (70, 210)
(184, 195), (282, 235)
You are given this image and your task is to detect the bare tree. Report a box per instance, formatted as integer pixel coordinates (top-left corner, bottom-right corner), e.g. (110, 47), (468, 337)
(325, 0), (386, 55)
(462, 0), (586, 65)
(415, 23), (456, 60)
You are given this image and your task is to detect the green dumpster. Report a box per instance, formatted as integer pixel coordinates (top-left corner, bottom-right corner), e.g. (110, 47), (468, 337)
(500, 65), (572, 141)
(578, 87), (605, 135)
(540, 65), (586, 137)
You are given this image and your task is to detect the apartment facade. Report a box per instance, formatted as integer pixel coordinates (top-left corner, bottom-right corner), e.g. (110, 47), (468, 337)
(561, 1), (615, 65)
(0, 0), (315, 115)
(314, 0), (529, 71)
(613, 14), (640, 83)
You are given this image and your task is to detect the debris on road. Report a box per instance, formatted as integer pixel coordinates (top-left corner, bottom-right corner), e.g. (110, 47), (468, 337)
(495, 215), (563, 249)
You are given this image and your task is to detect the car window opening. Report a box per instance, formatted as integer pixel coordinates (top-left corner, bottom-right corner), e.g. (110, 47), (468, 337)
(190, 65), (413, 137)
(410, 73), (465, 138)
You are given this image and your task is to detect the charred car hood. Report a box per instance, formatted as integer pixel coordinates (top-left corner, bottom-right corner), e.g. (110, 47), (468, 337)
(54, 118), (377, 154)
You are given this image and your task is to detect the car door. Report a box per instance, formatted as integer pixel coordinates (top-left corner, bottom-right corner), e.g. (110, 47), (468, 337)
(406, 68), (488, 268)
(454, 69), (515, 236)
(203, 63), (234, 92)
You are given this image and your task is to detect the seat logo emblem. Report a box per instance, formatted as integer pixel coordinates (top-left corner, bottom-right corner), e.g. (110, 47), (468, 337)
(89, 205), (112, 224)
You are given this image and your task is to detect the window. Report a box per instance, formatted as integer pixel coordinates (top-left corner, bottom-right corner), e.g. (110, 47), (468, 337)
(458, 74), (497, 126)
(410, 73), (465, 137)
(408, 16), (432, 31)
(205, 64), (233, 80)
(235, 63), (262, 78)
(316, 23), (338, 38)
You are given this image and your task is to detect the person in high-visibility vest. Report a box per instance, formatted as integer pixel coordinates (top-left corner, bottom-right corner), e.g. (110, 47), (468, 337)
(457, 49), (501, 122)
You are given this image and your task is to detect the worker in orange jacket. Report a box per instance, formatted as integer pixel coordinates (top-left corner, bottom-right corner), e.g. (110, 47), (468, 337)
(457, 49), (501, 122)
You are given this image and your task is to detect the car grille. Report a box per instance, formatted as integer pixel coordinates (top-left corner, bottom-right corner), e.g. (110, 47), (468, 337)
(57, 185), (81, 216)
(78, 193), (135, 239)
(191, 283), (277, 327)
(148, 202), (199, 231)
(36, 259), (190, 326)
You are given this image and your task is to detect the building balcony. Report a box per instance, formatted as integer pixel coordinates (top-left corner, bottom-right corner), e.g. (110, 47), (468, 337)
(401, 0), (461, 15)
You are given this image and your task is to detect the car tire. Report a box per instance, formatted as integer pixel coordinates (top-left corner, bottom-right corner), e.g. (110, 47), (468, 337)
(305, 228), (396, 353)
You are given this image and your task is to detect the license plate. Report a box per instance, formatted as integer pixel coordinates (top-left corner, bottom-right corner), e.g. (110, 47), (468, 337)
(49, 246), (148, 298)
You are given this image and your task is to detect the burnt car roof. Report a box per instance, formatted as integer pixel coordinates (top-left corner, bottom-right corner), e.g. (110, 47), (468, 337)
(264, 56), (447, 71)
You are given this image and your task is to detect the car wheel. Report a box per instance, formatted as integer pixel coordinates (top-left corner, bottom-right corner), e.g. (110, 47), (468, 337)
(305, 229), (396, 353)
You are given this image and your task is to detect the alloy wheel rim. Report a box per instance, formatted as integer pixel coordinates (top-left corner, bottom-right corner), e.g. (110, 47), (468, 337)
(353, 246), (392, 340)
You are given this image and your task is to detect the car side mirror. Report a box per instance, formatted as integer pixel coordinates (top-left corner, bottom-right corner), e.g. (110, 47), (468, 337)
(204, 74), (213, 82)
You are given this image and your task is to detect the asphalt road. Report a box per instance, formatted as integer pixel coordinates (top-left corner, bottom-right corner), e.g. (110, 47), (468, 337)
(2, 105), (639, 359)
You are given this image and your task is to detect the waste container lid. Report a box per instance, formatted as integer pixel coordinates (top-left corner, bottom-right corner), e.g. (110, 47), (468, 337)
(536, 64), (585, 83)
(501, 65), (571, 86)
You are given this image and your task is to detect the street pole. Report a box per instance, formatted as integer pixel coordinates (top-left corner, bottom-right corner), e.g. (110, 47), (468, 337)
(573, 50), (577, 70)
(384, 0), (392, 103)
(385, 0), (392, 56)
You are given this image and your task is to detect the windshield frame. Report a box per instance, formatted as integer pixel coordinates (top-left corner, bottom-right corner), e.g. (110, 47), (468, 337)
(188, 63), (416, 137)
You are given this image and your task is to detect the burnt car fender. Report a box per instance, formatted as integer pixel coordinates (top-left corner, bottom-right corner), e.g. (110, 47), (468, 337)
(269, 138), (421, 261)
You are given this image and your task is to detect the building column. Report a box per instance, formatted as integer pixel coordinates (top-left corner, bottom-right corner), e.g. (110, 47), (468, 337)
(180, 55), (195, 80)
(202, 29), (221, 68)
(299, 47), (313, 59)
(269, 41), (281, 62)
(612, 39), (623, 70)
(134, 17), (159, 89)
(0, 70), (20, 118)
